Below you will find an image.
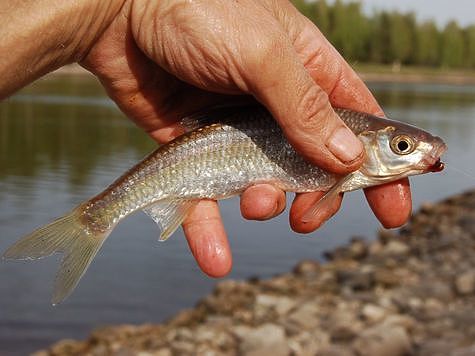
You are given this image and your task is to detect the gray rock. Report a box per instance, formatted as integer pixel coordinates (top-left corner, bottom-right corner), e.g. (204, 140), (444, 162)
(255, 294), (297, 316)
(289, 331), (330, 356)
(417, 339), (457, 356)
(455, 270), (475, 295)
(148, 349), (172, 356)
(412, 280), (454, 302)
(205, 315), (233, 327)
(194, 344), (224, 356)
(352, 325), (413, 356)
(175, 327), (193, 341)
(348, 238), (368, 260)
(452, 344), (475, 356)
(327, 308), (362, 342)
(170, 340), (195, 354)
(382, 315), (416, 332)
(424, 298), (444, 315)
(287, 303), (320, 329)
(384, 241), (410, 256)
(293, 260), (320, 277)
(369, 241), (384, 255)
(238, 323), (290, 356)
(361, 304), (387, 324)
(374, 269), (401, 287)
(337, 269), (374, 291)
(195, 325), (234, 348)
(317, 344), (356, 356)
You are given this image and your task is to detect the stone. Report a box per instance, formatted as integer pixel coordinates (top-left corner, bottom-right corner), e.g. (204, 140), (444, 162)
(205, 315), (233, 327)
(455, 270), (475, 295)
(287, 303), (320, 330)
(424, 298), (444, 315)
(31, 353), (49, 356)
(411, 280), (454, 302)
(153, 349), (172, 356)
(417, 339), (457, 356)
(378, 229), (398, 243)
(174, 327), (193, 341)
(170, 341), (195, 354)
(49, 339), (85, 355)
(337, 270), (374, 291)
(255, 294), (297, 316)
(374, 269), (401, 287)
(361, 304), (387, 324)
(318, 345), (356, 356)
(384, 240), (410, 256)
(348, 238), (368, 260)
(288, 331), (330, 356)
(327, 309), (362, 342)
(293, 260), (320, 277)
(238, 323), (290, 356)
(382, 315), (416, 332)
(194, 344), (223, 356)
(352, 325), (413, 356)
(369, 241), (384, 255)
(452, 344), (475, 356)
(195, 326), (234, 350)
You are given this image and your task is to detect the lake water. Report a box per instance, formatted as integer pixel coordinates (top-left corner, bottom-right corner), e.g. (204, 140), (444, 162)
(1, 75), (475, 354)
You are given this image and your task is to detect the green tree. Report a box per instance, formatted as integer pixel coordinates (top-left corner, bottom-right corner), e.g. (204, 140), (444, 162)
(389, 12), (417, 64)
(416, 20), (440, 66)
(369, 11), (392, 64)
(291, 1), (475, 69)
(441, 21), (465, 68)
(329, 0), (369, 61)
(464, 25), (475, 68)
(291, 0), (317, 24)
(313, 0), (330, 36)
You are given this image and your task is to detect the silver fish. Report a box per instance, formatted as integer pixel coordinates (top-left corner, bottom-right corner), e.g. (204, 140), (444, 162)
(3, 105), (447, 303)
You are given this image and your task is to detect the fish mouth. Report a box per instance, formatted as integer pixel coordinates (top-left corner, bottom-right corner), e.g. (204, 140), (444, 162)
(429, 158), (445, 172)
(422, 141), (448, 172)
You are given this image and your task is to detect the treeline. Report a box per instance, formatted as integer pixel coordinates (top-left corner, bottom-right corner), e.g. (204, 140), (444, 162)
(292, 0), (475, 69)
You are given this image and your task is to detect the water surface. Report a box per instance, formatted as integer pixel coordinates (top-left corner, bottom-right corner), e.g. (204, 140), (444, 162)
(1, 75), (475, 354)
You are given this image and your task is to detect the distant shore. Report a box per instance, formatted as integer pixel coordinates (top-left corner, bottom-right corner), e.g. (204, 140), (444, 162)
(52, 63), (475, 85)
(36, 190), (475, 355)
(355, 63), (475, 85)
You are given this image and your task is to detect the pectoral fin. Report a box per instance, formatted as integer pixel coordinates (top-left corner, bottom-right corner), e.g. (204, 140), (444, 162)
(301, 174), (353, 223)
(143, 200), (197, 241)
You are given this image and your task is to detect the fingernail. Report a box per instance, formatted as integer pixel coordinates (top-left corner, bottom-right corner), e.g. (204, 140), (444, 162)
(328, 126), (363, 164)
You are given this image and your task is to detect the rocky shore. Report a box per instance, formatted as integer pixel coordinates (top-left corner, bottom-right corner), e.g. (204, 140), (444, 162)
(36, 190), (475, 356)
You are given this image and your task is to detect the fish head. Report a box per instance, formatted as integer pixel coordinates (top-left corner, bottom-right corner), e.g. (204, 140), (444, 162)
(358, 120), (447, 182)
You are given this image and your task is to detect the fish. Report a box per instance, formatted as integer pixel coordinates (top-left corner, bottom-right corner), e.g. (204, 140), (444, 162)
(3, 105), (447, 304)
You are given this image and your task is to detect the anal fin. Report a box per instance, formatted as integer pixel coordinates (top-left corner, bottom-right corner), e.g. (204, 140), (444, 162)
(143, 200), (197, 241)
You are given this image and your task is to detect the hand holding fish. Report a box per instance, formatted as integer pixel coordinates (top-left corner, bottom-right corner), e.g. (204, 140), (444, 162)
(0, 0), (420, 303)
(80, 0), (412, 275)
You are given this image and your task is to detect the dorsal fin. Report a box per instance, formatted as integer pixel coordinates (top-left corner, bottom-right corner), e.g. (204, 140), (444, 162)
(180, 103), (261, 132)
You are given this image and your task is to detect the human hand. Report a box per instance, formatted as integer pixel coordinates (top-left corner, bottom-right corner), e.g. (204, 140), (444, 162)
(81, 0), (412, 276)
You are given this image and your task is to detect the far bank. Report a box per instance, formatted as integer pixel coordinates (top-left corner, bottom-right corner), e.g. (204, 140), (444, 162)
(50, 63), (475, 86)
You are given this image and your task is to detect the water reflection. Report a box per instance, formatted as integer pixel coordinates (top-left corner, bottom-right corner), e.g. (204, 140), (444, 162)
(0, 77), (155, 189)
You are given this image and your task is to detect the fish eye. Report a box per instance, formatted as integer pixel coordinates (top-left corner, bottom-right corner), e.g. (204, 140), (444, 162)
(390, 135), (415, 155)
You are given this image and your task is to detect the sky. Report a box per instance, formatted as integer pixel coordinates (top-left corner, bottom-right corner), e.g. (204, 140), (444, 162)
(357, 0), (475, 27)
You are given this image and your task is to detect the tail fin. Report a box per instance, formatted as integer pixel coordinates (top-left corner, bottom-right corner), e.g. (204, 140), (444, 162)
(3, 207), (111, 305)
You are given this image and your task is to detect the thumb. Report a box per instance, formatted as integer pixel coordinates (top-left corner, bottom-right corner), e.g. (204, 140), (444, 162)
(242, 35), (364, 174)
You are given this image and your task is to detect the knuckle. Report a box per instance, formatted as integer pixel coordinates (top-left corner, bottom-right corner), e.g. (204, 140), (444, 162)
(294, 83), (333, 132)
(241, 30), (286, 74)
